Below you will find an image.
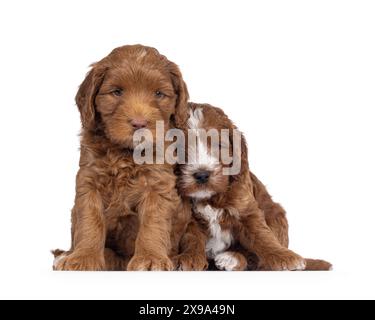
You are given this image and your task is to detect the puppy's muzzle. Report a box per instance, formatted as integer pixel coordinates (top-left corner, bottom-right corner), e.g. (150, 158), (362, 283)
(193, 171), (211, 184)
(131, 118), (148, 130)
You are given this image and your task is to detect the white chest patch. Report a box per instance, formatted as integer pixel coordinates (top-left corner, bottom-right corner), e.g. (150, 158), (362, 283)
(194, 203), (233, 259)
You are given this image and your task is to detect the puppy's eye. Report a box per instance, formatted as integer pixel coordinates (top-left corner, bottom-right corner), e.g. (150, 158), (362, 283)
(155, 91), (166, 98)
(111, 88), (123, 97)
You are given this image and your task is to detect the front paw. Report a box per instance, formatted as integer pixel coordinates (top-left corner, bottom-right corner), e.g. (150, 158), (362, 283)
(215, 252), (248, 271)
(127, 254), (174, 271)
(259, 249), (306, 271)
(53, 250), (105, 271)
(172, 254), (208, 271)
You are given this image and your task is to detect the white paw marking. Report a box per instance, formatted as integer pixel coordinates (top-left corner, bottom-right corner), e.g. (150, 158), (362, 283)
(287, 260), (306, 271)
(215, 252), (239, 271)
(296, 260), (306, 271)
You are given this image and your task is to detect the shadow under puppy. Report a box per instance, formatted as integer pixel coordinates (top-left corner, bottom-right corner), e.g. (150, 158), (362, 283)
(53, 45), (191, 271)
(174, 103), (332, 271)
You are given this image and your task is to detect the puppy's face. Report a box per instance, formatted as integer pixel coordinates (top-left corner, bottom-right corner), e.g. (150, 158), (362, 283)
(96, 63), (177, 148)
(76, 45), (189, 149)
(177, 108), (234, 200)
(177, 150), (230, 201)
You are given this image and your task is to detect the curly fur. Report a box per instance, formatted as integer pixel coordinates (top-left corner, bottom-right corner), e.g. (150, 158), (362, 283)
(54, 45), (191, 271)
(174, 103), (332, 271)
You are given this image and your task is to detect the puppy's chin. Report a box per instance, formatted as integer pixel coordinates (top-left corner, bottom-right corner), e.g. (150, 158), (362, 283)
(109, 137), (138, 150)
(178, 180), (218, 201)
(108, 131), (156, 150)
(188, 189), (216, 200)
(178, 170), (230, 201)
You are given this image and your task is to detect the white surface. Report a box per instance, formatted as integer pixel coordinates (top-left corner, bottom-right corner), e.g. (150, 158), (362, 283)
(0, 0), (374, 300)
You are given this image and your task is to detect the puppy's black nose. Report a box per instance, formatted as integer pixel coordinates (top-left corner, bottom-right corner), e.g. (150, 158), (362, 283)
(194, 171), (210, 184)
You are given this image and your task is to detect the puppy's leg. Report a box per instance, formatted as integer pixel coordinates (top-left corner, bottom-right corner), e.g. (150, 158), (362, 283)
(250, 173), (332, 270)
(54, 187), (106, 271)
(127, 184), (177, 271)
(250, 172), (289, 248)
(239, 201), (305, 271)
(170, 200), (193, 258)
(172, 219), (208, 271)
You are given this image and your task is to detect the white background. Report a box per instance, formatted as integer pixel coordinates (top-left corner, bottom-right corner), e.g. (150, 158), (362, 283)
(0, 0), (374, 300)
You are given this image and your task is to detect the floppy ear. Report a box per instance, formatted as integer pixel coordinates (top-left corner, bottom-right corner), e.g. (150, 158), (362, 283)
(169, 63), (189, 128)
(237, 134), (249, 178)
(229, 130), (250, 183)
(75, 63), (107, 130)
(207, 105), (250, 182)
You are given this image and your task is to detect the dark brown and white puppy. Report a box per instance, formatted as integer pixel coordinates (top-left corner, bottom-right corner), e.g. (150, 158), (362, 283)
(174, 103), (332, 271)
(53, 45), (191, 271)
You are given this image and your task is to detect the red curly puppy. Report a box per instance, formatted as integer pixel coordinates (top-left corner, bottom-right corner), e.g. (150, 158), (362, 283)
(174, 103), (332, 271)
(53, 45), (191, 271)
